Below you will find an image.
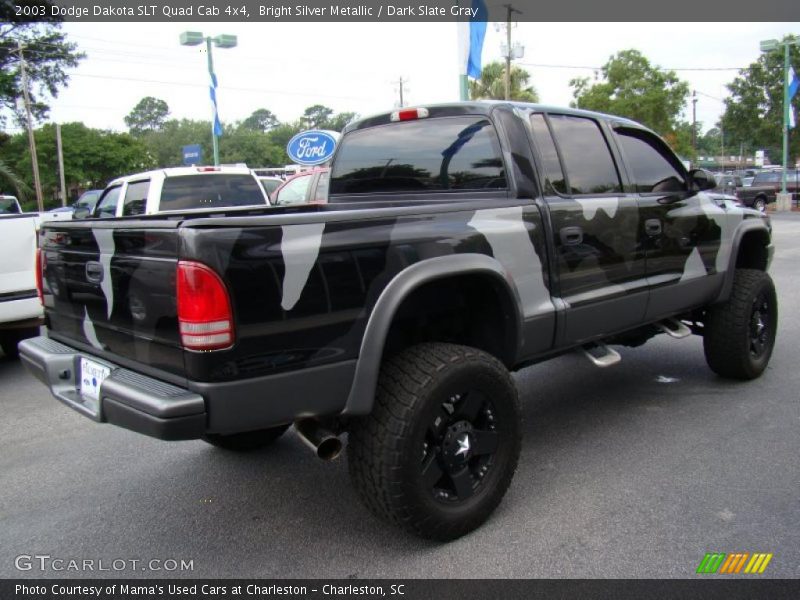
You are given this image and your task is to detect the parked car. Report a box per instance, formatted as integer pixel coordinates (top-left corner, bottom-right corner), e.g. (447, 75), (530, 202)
(736, 170), (799, 212)
(271, 168), (330, 206)
(90, 166), (270, 218)
(256, 176), (283, 200)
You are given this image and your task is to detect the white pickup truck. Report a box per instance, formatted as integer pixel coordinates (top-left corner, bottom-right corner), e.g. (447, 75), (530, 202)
(0, 209), (42, 358)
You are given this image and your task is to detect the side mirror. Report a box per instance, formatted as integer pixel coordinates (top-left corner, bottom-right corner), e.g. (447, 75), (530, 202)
(72, 207), (91, 219)
(689, 169), (717, 191)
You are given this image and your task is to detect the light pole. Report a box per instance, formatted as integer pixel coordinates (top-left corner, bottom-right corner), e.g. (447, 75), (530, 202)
(179, 31), (238, 166)
(760, 35), (799, 195)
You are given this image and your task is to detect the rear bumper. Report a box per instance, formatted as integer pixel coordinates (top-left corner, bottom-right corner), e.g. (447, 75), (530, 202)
(19, 335), (357, 441)
(19, 336), (206, 440)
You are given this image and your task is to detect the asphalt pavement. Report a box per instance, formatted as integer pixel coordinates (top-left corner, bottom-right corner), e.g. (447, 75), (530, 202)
(1, 214), (799, 579)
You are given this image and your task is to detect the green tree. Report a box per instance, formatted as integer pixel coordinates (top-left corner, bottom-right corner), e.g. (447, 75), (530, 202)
(0, 157), (31, 200)
(569, 49), (689, 136)
(0, 123), (151, 209)
(469, 62), (539, 102)
(721, 38), (800, 165)
(300, 104), (334, 129)
(0, 8), (84, 126)
(124, 97), (170, 134)
(240, 108), (279, 132)
(327, 111), (358, 132)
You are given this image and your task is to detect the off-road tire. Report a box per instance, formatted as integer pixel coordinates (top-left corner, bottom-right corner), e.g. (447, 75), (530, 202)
(703, 268), (777, 380)
(753, 198), (767, 213)
(202, 424), (290, 451)
(348, 343), (521, 541)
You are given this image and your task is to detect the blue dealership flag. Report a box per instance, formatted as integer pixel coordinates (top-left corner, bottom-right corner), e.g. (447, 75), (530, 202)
(209, 72), (223, 136)
(458, 0), (488, 80)
(789, 66), (799, 101)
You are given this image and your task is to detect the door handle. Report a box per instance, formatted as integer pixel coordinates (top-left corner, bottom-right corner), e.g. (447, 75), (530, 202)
(560, 226), (583, 246)
(85, 261), (104, 283)
(645, 219), (662, 236)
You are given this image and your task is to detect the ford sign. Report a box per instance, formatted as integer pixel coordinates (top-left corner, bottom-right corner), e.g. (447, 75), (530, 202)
(286, 130), (338, 166)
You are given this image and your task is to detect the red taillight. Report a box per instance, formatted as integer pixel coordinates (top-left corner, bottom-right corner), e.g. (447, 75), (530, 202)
(196, 166), (221, 172)
(176, 261), (234, 350)
(390, 107), (430, 122)
(35, 249), (44, 305)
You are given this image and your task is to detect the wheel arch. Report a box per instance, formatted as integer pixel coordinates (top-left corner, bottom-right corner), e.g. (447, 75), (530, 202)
(714, 220), (772, 304)
(342, 254), (523, 416)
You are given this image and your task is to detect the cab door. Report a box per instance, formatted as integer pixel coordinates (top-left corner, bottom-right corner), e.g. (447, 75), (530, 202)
(611, 125), (725, 318)
(530, 113), (647, 344)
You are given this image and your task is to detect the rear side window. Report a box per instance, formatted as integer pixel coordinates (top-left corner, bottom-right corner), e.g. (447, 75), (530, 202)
(330, 116), (506, 195)
(530, 114), (567, 195)
(122, 180), (149, 216)
(548, 115), (621, 195)
(615, 128), (686, 193)
(754, 172), (780, 184)
(159, 174), (266, 211)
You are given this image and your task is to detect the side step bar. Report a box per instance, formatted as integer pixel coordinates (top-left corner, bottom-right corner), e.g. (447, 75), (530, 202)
(581, 342), (621, 368)
(657, 318), (692, 339)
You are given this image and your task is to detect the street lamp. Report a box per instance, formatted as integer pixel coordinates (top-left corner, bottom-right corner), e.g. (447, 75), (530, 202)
(759, 35), (799, 196)
(179, 31), (238, 166)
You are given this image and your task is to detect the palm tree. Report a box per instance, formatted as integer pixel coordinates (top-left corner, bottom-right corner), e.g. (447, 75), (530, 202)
(469, 62), (539, 102)
(0, 159), (31, 202)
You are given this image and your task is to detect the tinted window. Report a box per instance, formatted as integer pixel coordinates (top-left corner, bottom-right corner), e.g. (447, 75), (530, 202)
(530, 114), (567, 194)
(95, 186), (122, 218)
(330, 116), (506, 195)
(0, 197), (20, 214)
(160, 174), (266, 211)
(122, 180), (149, 216)
(615, 128), (686, 193)
(548, 115), (621, 195)
(275, 174), (312, 205)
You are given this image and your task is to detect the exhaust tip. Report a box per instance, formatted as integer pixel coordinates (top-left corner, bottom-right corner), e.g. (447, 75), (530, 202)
(294, 419), (343, 461)
(316, 437), (343, 461)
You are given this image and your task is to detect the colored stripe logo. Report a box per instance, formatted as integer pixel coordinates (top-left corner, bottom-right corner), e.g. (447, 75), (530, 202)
(696, 552), (773, 574)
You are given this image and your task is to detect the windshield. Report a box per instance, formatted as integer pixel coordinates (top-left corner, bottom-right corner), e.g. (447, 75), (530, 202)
(0, 197), (21, 214)
(159, 174), (266, 211)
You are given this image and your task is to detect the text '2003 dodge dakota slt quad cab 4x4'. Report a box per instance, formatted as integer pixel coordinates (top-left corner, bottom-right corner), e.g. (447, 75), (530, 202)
(21, 103), (777, 540)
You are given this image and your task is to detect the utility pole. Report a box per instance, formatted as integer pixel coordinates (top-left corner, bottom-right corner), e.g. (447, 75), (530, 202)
(17, 42), (44, 211)
(691, 90), (697, 166)
(395, 76), (408, 107)
(56, 123), (66, 206)
(503, 5), (517, 100)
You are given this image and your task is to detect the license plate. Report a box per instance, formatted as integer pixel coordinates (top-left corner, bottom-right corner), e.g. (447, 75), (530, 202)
(80, 358), (111, 403)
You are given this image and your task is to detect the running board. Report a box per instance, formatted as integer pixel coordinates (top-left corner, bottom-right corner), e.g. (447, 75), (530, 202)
(581, 343), (621, 368)
(657, 318), (692, 339)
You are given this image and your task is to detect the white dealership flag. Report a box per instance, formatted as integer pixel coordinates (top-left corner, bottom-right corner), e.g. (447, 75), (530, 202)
(457, 0), (488, 79)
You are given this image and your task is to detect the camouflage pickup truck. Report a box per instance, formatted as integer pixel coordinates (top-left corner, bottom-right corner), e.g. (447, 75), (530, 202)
(21, 102), (777, 541)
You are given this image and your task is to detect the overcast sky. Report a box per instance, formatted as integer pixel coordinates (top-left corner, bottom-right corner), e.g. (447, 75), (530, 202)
(23, 21), (800, 137)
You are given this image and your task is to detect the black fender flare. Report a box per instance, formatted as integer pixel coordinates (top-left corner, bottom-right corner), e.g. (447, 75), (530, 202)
(713, 219), (773, 304)
(341, 254), (523, 416)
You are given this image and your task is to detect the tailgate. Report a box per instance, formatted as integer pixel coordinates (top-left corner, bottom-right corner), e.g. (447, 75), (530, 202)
(41, 221), (185, 378)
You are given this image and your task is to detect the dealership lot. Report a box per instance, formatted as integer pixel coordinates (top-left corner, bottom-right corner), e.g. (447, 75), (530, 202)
(1, 214), (798, 579)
